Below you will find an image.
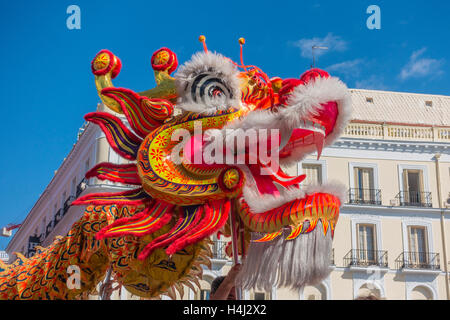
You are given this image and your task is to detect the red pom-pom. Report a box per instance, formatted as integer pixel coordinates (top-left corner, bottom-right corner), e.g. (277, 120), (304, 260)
(91, 49), (122, 78)
(278, 78), (304, 105)
(299, 68), (329, 83)
(111, 56), (122, 79)
(151, 47), (178, 74)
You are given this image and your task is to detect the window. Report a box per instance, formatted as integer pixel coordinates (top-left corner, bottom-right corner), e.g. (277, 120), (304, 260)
(408, 226), (428, 264)
(200, 289), (210, 300)
(357, 224), (377, 263)
(354, 167), (375, 202)
(425, 101), (432, 107)
(366, 97), (374, 103)
(302, 163), (322, 186)
(402, 169), (424, 204)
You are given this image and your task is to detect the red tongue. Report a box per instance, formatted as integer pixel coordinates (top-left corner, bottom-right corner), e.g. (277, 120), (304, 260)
(248, 163), (280, 196)
(248, 161), (306, 196)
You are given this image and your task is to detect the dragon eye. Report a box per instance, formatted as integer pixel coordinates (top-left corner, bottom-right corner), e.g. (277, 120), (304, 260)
(175, 52), (241, 114)
(189, 72), (233, 105)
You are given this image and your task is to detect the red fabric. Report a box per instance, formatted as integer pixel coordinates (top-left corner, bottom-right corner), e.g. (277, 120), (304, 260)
(278, 69), (330, 106)
(85, 162), (141, 185)
(101, 87), (166, 138)
(84, 112), (142, 160)
(165, 200), (230, 256)
(278, 78), (304, 105)
(300, 68), (330, 83)
(95, 201), (174, 240)
(71, 188), (151, 206)
(137, 206), (204, 260)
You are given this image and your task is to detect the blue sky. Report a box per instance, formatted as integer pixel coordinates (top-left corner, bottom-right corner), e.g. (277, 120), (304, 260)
(0, 0), (449, 250)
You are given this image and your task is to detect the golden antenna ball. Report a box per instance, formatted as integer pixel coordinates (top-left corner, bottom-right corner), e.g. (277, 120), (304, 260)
(199, 35), (206, 42)
(238, 37), (245, 45)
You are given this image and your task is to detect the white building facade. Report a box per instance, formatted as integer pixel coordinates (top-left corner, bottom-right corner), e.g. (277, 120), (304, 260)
(4, 89), (450, 300)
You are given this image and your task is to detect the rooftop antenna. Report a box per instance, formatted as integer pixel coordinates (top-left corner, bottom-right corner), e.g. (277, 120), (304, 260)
(311, 45), (328, 68)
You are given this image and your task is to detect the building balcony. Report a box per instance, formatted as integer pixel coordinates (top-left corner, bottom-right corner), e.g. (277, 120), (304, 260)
(395, 191), (432, 208)
(212, 240), (228, 260)
(45, 221), (53, 237)
(343, 122), (450, 143)
(76, 178), (88, 197)
(63, 196), (76, 216)
(348, 188), (382, 206)
(344, 249), (388, 269)
(395, 252), (440, 272)
(53, 208), (63, 226)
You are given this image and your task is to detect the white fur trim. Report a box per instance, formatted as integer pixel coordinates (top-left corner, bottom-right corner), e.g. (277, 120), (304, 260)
(285, 76), (350, 131)
(223, 76), (352, 164)
(242, 181), (346, 213)
(174, 51), (242, 114)
(303, 180), (347, 205)
(281, 76), (352, 164)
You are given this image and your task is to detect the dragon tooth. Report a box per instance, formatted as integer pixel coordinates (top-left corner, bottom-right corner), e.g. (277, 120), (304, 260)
(314, 132), (325, 160)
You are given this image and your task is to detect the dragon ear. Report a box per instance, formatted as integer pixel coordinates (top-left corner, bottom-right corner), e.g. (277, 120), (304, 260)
(174, 51), (242, 114)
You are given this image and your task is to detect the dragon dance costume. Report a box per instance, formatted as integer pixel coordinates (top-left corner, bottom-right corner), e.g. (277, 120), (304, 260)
(0, 37), (351, 299)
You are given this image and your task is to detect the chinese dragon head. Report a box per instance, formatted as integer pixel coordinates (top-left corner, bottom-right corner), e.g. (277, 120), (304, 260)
(0, 38), (351, 299)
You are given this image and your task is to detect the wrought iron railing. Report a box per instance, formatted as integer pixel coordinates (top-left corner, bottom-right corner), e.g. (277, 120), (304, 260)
(63, 196), (76, 215)
(53, 209), (63, 227)
(45, 221), (53, 237)
(76, 178), (88, 197)
(344, 249), (388, 268)
(395, 191), (432, 207)
(395, 252), (440, 270)
(348, 188), (382, 205)
(212, 240), (228, 260)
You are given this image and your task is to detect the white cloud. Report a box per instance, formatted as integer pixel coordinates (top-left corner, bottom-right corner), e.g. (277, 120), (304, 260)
(399, 48), (444, 80)
(292, 33), (347, 58)
(354, 75), (388, 91)
(326, 59), (364, 77)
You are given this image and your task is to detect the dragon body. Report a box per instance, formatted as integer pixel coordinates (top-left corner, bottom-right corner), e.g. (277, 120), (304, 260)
(0, 41), (351, 299)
